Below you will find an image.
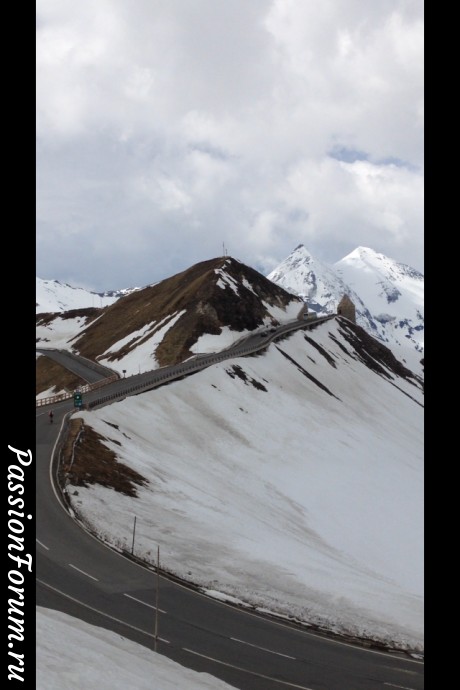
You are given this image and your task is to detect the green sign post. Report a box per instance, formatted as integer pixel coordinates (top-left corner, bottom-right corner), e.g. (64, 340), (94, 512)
(74, 391), (83, 408)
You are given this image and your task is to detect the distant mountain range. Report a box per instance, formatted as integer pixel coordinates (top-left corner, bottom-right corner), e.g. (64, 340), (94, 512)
(37, 244), (423, 373)
(36, 278), (141, 314)
(267, 245), (423, 368)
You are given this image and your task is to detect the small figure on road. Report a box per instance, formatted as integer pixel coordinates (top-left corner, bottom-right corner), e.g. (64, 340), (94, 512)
(49, 410), (54, 423)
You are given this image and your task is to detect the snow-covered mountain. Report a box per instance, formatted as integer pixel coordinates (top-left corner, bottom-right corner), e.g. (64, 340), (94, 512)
(66, 317), (423, 651)
(37, 257), (303, 376)
(267, 245), (424, 369)
(334, 246), (424, 353)
(267, 244), (372, 318)
(36, 278), (140, 314)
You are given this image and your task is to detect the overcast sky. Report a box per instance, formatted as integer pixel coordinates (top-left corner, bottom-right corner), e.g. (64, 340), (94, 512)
(37, 0), (423, 292)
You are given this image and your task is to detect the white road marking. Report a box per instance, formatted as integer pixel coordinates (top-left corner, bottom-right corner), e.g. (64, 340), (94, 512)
(381, 666), (419, 676)
(123, 593), (167, 613)
(68, 563), (99, 581)
(37, 578), (170, 644)
(183, 648), (312, 689)
(384, 684), (417, 689)
(36, 539), (50, 551)
(231, 636), (296, 659)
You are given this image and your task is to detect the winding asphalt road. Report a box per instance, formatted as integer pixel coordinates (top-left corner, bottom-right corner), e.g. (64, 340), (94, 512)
(36, 347), (118, 383)
(36, 318), (424, 689)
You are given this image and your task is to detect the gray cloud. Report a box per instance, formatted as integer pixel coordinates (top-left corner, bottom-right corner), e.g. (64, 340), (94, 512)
(37, 0), (423, 291)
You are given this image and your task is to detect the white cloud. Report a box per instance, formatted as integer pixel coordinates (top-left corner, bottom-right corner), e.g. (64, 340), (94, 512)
(36, 0), (423, 290)
(278, 157), (423, 250)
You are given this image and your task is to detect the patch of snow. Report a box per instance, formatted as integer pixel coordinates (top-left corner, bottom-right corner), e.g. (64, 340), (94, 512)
(98, 310), (186, 376)
(36, 387), (67, 400)
(102, 321), (159, 355)
(262, 300), (302, 324)
(241, 277), (258, 296)
(69, 320), (423, 650)
(203, 590), (251, 607)
(37, 607), (233, 689)
(215, 268), (240, 296)
(191, 326), (251, 354)
(36, 316), (90, 349)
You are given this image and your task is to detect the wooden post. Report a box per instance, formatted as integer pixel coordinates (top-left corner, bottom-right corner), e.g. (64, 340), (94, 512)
(131, 516), (136, 555)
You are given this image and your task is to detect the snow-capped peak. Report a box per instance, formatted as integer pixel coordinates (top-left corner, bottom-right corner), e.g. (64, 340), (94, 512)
(272, 244), (314, 271)
(267, 245), (361, 314)
(338, 247), (424, 283)
(335, 248), (424, 311)
(268, 245), (424, 372)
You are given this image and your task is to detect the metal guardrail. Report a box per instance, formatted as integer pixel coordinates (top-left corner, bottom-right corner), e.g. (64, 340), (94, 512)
(36, 374), (118, 407)
(37, 314), (334, 409)
(88, 314), (335, 409)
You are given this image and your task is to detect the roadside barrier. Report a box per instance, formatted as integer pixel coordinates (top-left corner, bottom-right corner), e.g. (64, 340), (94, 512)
(37, 315), (334, 409)
(36, 374), (118, 407)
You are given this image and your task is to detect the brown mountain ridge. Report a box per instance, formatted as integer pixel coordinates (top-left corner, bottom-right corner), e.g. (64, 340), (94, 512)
(65, 256), (302, 368)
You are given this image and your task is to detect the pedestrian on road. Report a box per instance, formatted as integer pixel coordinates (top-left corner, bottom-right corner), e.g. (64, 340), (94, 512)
(49, 410), (54, 423)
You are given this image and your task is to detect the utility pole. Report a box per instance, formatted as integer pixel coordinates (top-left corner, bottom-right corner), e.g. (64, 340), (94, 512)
(154, 545), (160, 652)
(131, 516), (136, 555)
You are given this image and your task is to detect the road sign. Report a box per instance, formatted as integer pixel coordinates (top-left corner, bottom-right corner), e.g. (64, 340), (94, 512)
(74, 391), (83, 408)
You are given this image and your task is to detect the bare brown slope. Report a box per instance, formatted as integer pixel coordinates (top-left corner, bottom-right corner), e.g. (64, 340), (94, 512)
(72, 257), (301, 367)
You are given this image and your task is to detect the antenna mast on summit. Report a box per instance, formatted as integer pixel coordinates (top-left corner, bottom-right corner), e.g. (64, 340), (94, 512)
(222, 242), (227, 257)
